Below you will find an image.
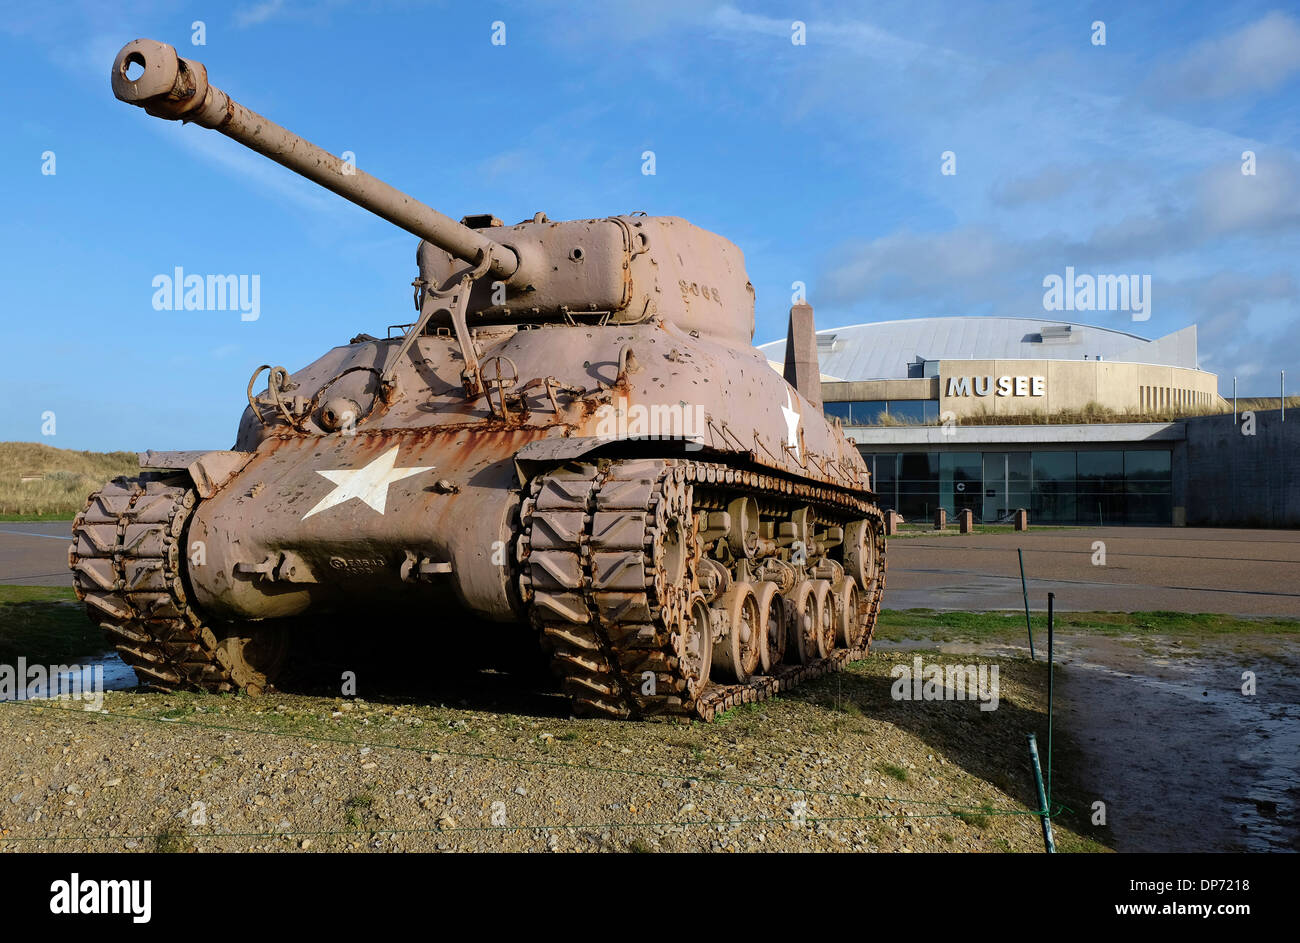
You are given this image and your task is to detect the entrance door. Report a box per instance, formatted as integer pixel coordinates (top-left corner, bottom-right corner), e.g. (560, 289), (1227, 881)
(982, 453), (1005, 522)
(981, 452), (1031, 522)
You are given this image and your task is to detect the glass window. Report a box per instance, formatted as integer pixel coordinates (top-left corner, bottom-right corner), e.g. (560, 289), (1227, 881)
(1032, 451), (1076, 484)
(886, 401), (927, 424)
(849, 401), (887, 424)
(871, 453), (897, 509)
(1077, 451), (1124, 486)
(1125, 450), (1171, 481)
(1124, 450), (1172, 522)
(897, 452), (939, 520)
(858, 401), (888, 424)
(939, 452), (981, 515)
(1032, 451), (1076, 523)
(855, 447), (1173, 525)
(823, 401), (852, 423)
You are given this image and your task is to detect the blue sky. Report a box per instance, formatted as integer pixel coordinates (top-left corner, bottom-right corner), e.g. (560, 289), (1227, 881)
(3, 0), (1298, 451)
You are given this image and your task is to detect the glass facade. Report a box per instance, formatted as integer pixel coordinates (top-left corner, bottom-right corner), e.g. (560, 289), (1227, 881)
(824, 400), (938, 424)
(863, 449), (1172, 524)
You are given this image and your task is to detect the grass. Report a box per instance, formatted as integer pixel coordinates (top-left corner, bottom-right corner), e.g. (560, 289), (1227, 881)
(154, 827), (194, 853)
(874, 608), (1300, 643)
(953, 805), (993, 829)
(345, 793), (376, 828)
(880, 763), (910, 782)
(0, 585), (107, 664)
(0, 442), (138, 520)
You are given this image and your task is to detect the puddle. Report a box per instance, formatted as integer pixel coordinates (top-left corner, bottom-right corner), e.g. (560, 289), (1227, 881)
(1, 651), (138, 704)
(874, 633), (1300, 852)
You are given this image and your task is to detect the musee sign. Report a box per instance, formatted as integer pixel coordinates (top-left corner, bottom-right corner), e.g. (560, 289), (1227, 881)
(945, 376), (1045, 397)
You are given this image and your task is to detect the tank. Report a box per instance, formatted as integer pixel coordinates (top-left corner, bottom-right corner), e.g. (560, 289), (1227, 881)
(68, 39), (887, 720)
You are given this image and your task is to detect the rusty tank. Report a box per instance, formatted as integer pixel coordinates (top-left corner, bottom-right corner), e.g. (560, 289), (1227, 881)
(69, 39), (887, 721)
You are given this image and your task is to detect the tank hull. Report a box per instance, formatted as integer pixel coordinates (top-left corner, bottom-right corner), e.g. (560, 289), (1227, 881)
(182, 317), (869, 628)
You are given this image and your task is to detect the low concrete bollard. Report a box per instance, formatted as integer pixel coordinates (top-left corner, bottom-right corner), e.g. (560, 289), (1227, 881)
(1014, 508), (1029, 531)
(885, 510), (901, 536)
(958, 508), (973, 533)
(933, 508), (947, 530)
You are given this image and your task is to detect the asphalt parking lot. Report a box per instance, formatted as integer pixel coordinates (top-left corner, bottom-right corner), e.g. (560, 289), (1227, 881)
(887, 527), (1300, 616)
(3, 521), (1299, 616)
(0, 521), (72, 586)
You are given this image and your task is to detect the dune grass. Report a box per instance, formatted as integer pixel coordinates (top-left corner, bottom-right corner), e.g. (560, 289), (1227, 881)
(0, 442), (138, 520)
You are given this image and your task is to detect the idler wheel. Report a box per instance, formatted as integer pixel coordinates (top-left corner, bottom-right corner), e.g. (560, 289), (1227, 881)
(678, 593), (713, 700)
(834, 576), (865, 650)
(661, 512), (690, 589)
(711, 581), (761, 684)
(786, 580), (819, 665)
(811, 580), (835, 658)
(844, 518), (881, 595)
(214, 626), (289, 696)
(753, 581), (785, 672)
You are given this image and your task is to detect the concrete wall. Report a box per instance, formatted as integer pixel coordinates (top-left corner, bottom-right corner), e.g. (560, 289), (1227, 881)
(1181, 409), (1300, 527)
(823, 378), (938, 401)
(936, 359), (1221, 418)
(821, 360), (1222, 418)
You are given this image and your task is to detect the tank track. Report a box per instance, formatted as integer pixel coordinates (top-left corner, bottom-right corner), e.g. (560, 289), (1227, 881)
(517, 458), (887, 721)
(68, 475), (255, 694)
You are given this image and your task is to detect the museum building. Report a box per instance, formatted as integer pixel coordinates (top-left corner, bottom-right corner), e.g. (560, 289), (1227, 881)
(759, 317), (1228, 526)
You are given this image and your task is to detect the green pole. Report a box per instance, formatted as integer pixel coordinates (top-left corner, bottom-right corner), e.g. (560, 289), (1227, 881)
(1018, 548), (1035, 660)
(1027, 733), (1056, 853)
(1047, 591), (1055, 810)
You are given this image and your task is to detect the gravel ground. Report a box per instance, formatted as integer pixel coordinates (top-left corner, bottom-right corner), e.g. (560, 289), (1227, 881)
(0, 653), (1100, 853)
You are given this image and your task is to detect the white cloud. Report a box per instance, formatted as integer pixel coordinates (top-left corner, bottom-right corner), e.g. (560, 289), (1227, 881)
(1146, 11), (1300, 101)
(235, 0), (288, 28)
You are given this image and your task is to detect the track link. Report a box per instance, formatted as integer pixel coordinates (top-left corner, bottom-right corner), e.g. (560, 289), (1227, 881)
(518, 459), (887, 721)
(68, 475), (251, 693)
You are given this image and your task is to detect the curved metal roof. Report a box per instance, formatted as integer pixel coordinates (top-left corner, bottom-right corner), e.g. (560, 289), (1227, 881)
(757, 316), (1199, 381)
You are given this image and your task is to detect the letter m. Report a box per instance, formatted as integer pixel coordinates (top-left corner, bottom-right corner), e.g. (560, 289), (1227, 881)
(207, 274), (238, 311)
(946, 377), (970, 396)
(101, 880), (130, 913)
(1098, 274), (1129, 311)
(945, 664), (977, 700)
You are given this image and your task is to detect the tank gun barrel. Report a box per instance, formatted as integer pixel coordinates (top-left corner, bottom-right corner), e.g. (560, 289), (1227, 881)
(110, 39), (519, 280)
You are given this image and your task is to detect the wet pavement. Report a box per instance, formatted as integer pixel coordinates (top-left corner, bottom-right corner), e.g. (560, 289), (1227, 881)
(0, 521), (73, 587)
(886, 527), (1300, 617)
(877, 633), (1300, 852)
(1054, 635), (1299, 853)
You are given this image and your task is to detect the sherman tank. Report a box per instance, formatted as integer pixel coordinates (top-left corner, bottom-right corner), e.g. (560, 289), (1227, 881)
(69, 39), (887, 721)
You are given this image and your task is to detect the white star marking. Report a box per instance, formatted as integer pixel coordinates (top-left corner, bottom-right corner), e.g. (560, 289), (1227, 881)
(301, 446), (434, 520)
(781, 390), (801, 462)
